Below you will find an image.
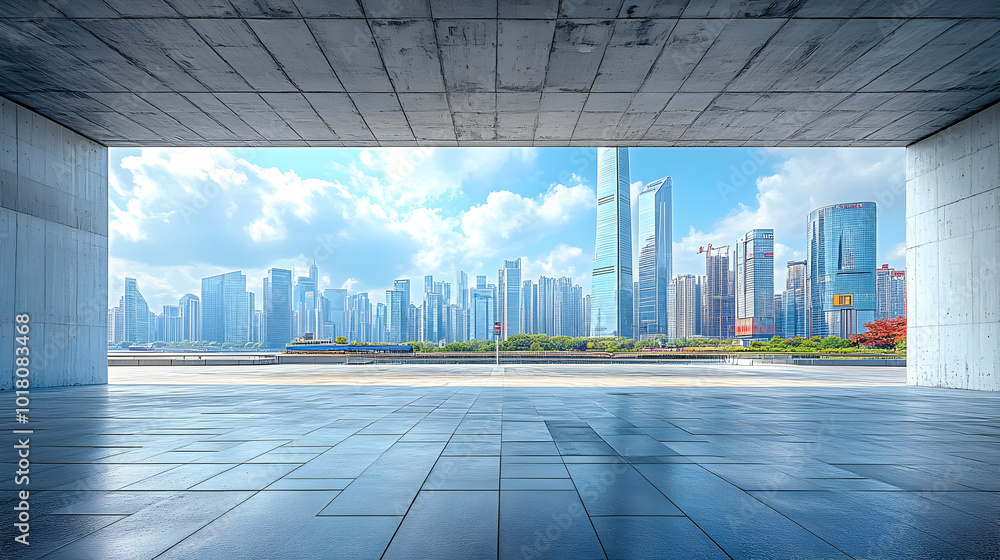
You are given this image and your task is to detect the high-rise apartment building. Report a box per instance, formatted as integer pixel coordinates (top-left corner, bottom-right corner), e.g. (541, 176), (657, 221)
(201, 271), (248, 344)
(782, 261), (807, 338)
(735, 229), (775, 344)
(591, 147), (633, 338)
(264, 268), (292, 348)
(702, 245), (734, 339)
(876, 265), (907, 320)
(807, 202), (877, 338)
(179, 293), (200, 342)
(673, 274), (699, 340)
(637, 176), (673, 339)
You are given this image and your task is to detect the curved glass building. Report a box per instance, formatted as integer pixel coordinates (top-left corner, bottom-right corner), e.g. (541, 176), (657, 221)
(591, 147), (633, 338)
(806, 202), (877, 338)
(637, 177), (672, 339)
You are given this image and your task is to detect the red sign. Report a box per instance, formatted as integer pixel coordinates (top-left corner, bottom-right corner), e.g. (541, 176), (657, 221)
(835, 203), (863, 210)
(494, 322), (502, 335)
(764, 252), (773, 257)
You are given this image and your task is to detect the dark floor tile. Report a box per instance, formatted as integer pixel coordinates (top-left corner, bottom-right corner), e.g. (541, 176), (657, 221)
(500, 491), (605, 560)
(383, 491), (498, 559)
(637, 464), (850, 559)
(568, 464), (683, 516)
(156, 490), (339, 559)
(423, 456), (499, 490)
(592, 516), (729, 559)
(277, 516), (402, 559)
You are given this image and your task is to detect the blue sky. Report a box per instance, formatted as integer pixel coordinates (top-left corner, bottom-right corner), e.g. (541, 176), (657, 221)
(108, 146), (906, 311)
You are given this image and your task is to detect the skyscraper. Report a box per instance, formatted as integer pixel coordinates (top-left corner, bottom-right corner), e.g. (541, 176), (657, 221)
(423, 291), (444, 343)
(702, 245), (734, 339)
(386, 289), (406, 343)
(673, 274), (699, 340)
(347, 293), (371, 343)
(179, 293), (200, 342)
(424, 275), (433, 295)
(806, 202), (877, 338)
(735, 229), (775, 345)
(123, 277), (150, 344)
(374, 302), (387, 343)
(201, 271), (248, 344)
(457, 271), (468, 310)
(264, 268), (292, 348)
(520, 280), (536, 335)
(323, 288), (347, 340)
(783, 261), (807, 338)
(499, 259), (521, 339)
(876, 265), (907, 320)
(470, 286), (496, 341)
(537, 276), (555, 336)
(591, 147), (633, 338)
(637, 176), (673, 339)
(393, 279), (410, 340)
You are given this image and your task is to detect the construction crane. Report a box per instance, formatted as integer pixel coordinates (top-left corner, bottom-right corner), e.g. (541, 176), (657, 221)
(698, 243), (730, 256)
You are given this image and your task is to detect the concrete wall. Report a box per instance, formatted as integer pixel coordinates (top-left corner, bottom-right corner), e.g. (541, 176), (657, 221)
(907, 102), (999, 391)
(1, 97), (108, 388)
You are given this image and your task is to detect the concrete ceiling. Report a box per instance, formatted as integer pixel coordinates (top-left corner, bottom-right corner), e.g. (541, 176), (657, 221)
(1, 0), (999, 147)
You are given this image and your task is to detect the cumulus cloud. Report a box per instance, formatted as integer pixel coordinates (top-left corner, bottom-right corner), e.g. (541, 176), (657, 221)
(460, 181), (595, 258)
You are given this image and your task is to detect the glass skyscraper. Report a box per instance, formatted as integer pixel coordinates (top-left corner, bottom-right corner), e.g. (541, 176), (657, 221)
(591, 147), (633, 338)
(201, 271), (248, 344)
(637, 176), (672, 339)
(783, 260), (807, 338)
(457, 271), (468, 310)
(470, 287), (496, 341)
(806, 202), (877, 338)
(123, 277), (150, 344)
(499, 258), (521, 338)
(735, 228), (775, 343)
(264, 268), (292, 348)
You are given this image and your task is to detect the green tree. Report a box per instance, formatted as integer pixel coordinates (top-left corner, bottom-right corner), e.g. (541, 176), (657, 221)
(335, 336), (347, 344)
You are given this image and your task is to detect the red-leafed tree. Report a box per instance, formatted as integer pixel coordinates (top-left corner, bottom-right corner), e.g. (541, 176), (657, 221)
(851, 317), (906, 349)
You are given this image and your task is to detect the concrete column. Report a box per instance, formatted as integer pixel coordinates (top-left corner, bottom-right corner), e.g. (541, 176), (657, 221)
(906, 102), (999, 390)
(1, 97), (108, 388)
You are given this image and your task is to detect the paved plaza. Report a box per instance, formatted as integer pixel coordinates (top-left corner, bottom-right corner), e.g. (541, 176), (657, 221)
(2, 364), (998, 559)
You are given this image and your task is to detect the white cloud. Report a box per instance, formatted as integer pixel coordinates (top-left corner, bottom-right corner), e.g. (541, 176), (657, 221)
(460, 182), (595, 259)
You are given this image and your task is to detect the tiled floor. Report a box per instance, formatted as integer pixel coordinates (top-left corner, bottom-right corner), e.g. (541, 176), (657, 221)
(2, 365), (998, 559)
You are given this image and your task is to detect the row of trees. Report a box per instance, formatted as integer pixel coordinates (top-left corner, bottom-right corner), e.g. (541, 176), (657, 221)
(406, 318), (907, 353)
(112, 319), (906, 353)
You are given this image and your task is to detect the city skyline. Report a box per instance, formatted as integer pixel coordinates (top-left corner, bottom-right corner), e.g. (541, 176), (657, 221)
(109, 146), (907, 311)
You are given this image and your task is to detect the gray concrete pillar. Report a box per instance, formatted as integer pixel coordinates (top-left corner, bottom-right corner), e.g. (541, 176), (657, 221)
(1, 97), (108, 388)
(906, 102), (999, 390)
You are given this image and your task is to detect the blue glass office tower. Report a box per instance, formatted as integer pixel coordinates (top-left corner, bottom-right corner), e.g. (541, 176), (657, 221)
(201, 271), (248, 343)
(806, 202), (877, 338)
(637, 177), (672, 339)
(591, 147), (633, 338)
(264, 268), (292, 348)
(735, 229), (775, 343)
